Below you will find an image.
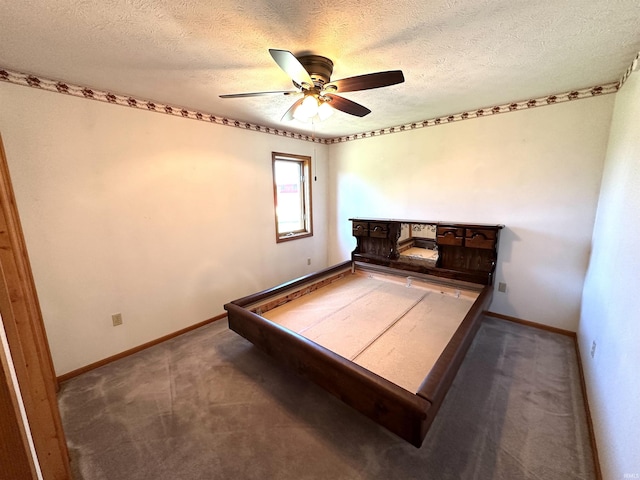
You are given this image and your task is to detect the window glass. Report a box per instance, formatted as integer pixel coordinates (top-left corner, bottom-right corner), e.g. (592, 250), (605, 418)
(272, 153), (312, 242)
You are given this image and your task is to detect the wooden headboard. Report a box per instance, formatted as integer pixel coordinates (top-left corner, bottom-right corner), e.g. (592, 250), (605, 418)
(350, 218), (503, 285)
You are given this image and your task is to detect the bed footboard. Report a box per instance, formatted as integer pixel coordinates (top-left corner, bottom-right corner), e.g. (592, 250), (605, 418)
(224, 302), (431, 447)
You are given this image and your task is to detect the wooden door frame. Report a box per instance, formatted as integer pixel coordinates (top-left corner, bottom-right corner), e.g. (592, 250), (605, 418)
(0, 273), (38, 479)
(0, 133), (72, 479)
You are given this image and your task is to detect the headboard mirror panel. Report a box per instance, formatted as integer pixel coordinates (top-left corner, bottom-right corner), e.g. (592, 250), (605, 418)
(398, 223), (439, 267)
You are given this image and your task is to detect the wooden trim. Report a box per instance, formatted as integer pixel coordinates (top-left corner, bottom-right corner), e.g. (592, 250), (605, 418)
(58, 313), (227, 383)
(574, 341), (603, 480)
(484, 311), (576, 337)
(0, 266), (38, 480)
(0, 134), (72, 479)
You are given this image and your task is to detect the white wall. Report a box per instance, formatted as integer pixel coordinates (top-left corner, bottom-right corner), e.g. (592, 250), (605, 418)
(0, 82), (330, 375)
(579, 72), (640, 479)
(328, 96), (614, 331)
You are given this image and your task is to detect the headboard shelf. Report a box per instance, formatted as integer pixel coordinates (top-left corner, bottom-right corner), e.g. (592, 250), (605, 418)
(349, 218), (503, 286)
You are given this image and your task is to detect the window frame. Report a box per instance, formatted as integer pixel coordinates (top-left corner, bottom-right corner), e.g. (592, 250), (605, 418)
(272, 152), (313, 243)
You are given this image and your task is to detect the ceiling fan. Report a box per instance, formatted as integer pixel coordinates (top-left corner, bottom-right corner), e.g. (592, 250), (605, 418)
(220, 49), (405, 122)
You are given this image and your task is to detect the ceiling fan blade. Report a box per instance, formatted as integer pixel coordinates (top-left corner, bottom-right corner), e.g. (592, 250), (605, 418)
(281, 98), (305, 122)
(269, 49), (314, 88)
(220, 90), (299, 98)
(324, 94), (371, 117)
(325, 70), (404, 93)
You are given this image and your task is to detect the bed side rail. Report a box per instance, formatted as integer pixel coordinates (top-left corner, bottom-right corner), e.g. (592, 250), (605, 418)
(415, 285), (494, 432)
(231, 260), (353, 308)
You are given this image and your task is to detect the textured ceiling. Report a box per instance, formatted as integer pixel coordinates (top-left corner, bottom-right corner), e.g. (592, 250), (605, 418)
(1, 0), (639, 139)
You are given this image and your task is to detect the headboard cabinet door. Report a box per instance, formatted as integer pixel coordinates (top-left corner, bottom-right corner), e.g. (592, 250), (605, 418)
(352, 221), (369, 237)
(465, 228), (496, 249)
(369, 222), (390, 238)
(436, 226), (464, 246)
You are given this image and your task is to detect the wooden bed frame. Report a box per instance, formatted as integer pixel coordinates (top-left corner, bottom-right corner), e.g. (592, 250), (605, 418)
(224, 219), (503, 447)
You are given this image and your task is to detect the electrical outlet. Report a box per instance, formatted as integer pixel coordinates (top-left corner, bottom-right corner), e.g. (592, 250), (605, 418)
(112, 313), (123, 327)
(590, 340), (596, 358)
(307, 258), (311, 266)
(498, 282), (507, 293)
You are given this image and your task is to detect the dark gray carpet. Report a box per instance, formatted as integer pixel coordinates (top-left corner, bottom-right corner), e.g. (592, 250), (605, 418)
(58, 316), (596, 479)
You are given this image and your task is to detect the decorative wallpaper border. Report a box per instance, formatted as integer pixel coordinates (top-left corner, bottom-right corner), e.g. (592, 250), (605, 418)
(618, 51), (639, 89)
(326, 82), (620, 143)
(1, 53), (638, 144)
(0, 68), (326, 144)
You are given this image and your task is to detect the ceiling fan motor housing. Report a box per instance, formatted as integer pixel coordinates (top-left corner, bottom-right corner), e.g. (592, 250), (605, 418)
(297, 55), (334, 87)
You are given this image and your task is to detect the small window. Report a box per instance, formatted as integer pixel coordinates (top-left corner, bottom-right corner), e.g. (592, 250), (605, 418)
(272, 152), (313, 242)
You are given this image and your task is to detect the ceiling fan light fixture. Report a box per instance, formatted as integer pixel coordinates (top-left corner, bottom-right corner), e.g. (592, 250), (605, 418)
(317, 100), (334, 121)
(293, 95), (320, 121)
(302, 95), (320, 116)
